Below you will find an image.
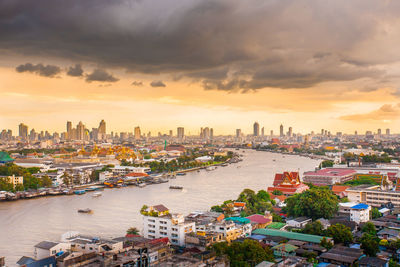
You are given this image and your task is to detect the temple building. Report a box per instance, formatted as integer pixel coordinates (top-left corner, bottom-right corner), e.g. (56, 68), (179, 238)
(267, 172), (309, 196)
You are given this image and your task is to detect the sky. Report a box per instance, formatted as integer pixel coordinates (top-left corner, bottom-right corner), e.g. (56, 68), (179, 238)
(1, 0), (400, 135)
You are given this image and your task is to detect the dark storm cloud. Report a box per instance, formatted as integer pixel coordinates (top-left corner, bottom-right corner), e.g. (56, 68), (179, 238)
(15, 63), (61, 77)
(131, 81), (143, 86)
(67, 64), (84, 77)
(3, 0), (400, 91)
(85, 69), (119, 83)
(150, 81), (166, 87)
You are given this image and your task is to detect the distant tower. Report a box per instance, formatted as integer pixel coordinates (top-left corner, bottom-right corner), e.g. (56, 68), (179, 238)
(253, 122), (260, 137)
(76, 121), (85, 140)
(18, 123), (28, 140)
(377, 128), (382, 136)
(66, 121), (72, 139)
(288, 127), (293, 137)
(386, 128), (390, 135)
(261, 127), (265, 137)
(134, 126), (141, 140)
(270, 130), (273, 137)
(280, 124), (284, 137)
(177, 127), (184, 139)
(236, 129), (241, 138)
(210, 128), (214, 139)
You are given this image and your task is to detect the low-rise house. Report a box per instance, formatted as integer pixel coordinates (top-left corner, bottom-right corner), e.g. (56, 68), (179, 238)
(185, 231), (224, 250)
(286, 217), (312, 229)
(224, 217), (252, 237)
(56, 252), (97, 267)
(61, 232), (123, 254)
(33, 241), (71, 260)
(18, 256), (57, 267)
(272, 243), (298, 258)
(332, 185), (350, 198)
(359, 257), (389, 267)
(377, 228), (400, 241)
(210, 220), (241, 243)
(246, 213), (272, 229)
(379, 207), (391, 216)
(319, 246), (364, 266)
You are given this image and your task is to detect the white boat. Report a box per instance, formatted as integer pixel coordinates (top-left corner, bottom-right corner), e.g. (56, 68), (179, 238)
(92, 192), (102, 197)
(206, 166), (217, 171)
(138, 183), (146, 188)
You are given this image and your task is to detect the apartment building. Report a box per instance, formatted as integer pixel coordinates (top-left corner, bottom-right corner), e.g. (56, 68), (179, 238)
(142, 205), (195, 246)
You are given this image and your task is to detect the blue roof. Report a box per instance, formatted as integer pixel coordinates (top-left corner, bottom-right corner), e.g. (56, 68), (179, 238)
(351, 203), (369, 210)
(225, 217), (250, 224)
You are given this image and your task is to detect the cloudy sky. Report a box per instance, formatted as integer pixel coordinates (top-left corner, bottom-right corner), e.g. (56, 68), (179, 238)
(1, 0), (400, 135)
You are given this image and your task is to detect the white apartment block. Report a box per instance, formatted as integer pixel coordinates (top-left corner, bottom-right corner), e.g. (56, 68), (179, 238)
(111, 165), (151, 175)
(349, 203), (371, 224)
(143, 213), (195, 247)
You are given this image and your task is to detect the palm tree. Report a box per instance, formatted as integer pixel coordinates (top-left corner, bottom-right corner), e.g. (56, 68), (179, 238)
(126, 227), (139, 235)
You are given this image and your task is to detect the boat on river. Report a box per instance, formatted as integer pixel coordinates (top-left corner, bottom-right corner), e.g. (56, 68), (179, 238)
(78, 208), (92, 213)
(92, 192), (102, 197)
(206, 166), (217, 171)
(176, 172), (186, 176)
(74, 190), (86, 195)
(169, 185), (183, 190)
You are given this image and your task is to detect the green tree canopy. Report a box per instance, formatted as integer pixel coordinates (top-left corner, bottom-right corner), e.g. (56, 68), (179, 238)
(325, 223), (353, 244)
(285, 188), (339, 219)
(362, 222), (376, 236)
(302, 221), (324, 236)
(360, 233), (379, 257)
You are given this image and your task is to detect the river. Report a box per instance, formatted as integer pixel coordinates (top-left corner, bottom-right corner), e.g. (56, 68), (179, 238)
(0, 150), (320, 265)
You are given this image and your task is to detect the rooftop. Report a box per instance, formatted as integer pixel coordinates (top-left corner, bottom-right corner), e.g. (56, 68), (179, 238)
(304, 168), (356, 177)
(34, 241), (59, 250)
(252, 229), (330, 244)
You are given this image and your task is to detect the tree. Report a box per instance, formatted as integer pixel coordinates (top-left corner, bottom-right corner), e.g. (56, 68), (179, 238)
(272, 190), (283, 196)
(211, 205), (224, 213)
(126, 227), (139, 235)
(256, 190), (270, 201)
(326, 224), (353, 244)
(321, 160), (334, 168)
(40, 175), (53, 187)
(362, 222), (376, 235)
(272, 213), (283, 222)
(371, 207), (382, 219)
(285, 188), (339, 220)
(213, 239), (274, 266)
(303, 221), (323, 236)
(320, 237), (333, 250)
(360, 233), (379, 257)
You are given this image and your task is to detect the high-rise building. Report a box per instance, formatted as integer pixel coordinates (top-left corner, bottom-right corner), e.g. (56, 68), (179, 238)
(386, 129), (390, 135)
(77, 121), (85, 140)
(288, 127), (293, 137)
(134, 126), (141, 140)
(66, 121), (72, 140)
(236, 129), (241, 138)
(270, 130), (273, 137)
(18, 123), (28, 140)
(29, 129), (37, 141)
(280, 124), (284, 137)
(169, 130), (173, 137)
(354, 131), (358, 136)
(202, 127), (210, 139)
(253, 122), (260, 137)
(261, 127), (264, 137)
(98, 119), (106, 138)
(210, 128), (214, 139)
(321, 129), (324, 135)
(377, 129), (382, 135)
(177, 127), (184, 139)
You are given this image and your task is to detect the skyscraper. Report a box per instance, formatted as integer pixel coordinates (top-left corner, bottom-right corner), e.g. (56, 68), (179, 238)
(98, 119), (106, 133)
(134, 126), (141, 140)
(288, 127), (292, 137)
(18, 123), (28, 140)
(236, 129), (241, 138)
(253, 122), (260, 137)
(66, 121), (72, 140)
(386, 128), (390, 135)
(280, 124), (284, 137)
(77, 121), (85, 140)
(377, 128), (381, 135)
(210, 128), (214, 139)
(261, 127), (264, 137)
(177, 127), (184, 139)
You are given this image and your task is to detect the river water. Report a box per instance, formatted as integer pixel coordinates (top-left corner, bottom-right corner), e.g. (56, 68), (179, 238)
(0, 150), (320, 265)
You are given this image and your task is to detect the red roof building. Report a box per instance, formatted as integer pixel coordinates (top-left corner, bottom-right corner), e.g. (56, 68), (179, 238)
(331, 185), (350, 198)
(303, 168), (356, 186)
(267, 172), (309, 196)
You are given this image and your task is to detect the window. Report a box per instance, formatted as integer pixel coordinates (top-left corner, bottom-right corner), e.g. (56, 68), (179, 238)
(172, 228), (178, 232)
(172, 239), (178, 243)
(51, 250), (56, 255)
(172, 233), (178, 237)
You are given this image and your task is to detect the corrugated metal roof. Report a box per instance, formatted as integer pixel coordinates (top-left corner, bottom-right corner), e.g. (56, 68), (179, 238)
(252, 229), (330, 243)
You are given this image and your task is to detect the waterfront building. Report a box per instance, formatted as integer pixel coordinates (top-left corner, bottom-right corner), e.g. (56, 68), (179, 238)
(33, 241), (71, 260)
(111, 165), (151, 175)
(267, 172), (309, 196)
(61, 232), (123, 254)
(142, 204), (195, 246)
(0, 175), (23, 189)
(253, 122), (259, 137)
(303, 168), (356, 186)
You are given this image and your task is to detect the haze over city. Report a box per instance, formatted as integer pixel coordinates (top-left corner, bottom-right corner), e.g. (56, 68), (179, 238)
(1, 0), (400, 134)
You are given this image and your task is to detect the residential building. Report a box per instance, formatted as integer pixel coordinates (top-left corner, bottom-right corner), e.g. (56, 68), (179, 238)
(377, 228), (400, 241)
(177, 127), (184, 139)
(286, 217), (312, 229)
(1, 175), (23, 189)
(209, 220), (241, 243)
(185, 231), (224, 250)
(134, 126), (141, 140)
(319, 246), (363, 266)
(19, 123), (28, 140)
(142, 205), (195, 246)
(246, 213), (272, 229)
(349, 203), (371, 224)
(272, 243), (298, 258)
(33, 241), (71, 260)
(61, 232), (123, 254)
(303, 168), (356, 186)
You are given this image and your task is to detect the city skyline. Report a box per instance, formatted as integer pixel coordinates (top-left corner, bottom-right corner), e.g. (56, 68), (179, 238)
(1, 1), (400, 133)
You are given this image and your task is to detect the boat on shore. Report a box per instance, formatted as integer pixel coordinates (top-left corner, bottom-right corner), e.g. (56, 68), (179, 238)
(137, 183), (146, 188)
(169, 185), (183, 190)
(74, 190), (86, 195)
(206, 166), (217, 171)
(176, 172), (186, 176)
(78, 208), (92, 213)
(92, 192), (102, 197)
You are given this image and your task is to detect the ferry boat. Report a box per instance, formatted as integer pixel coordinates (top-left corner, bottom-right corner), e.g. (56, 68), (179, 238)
(169, 185), (183, 190)
(92, 192), (102, 197)
(78, 208), (92, 213)
(176, 172), (186, 176)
